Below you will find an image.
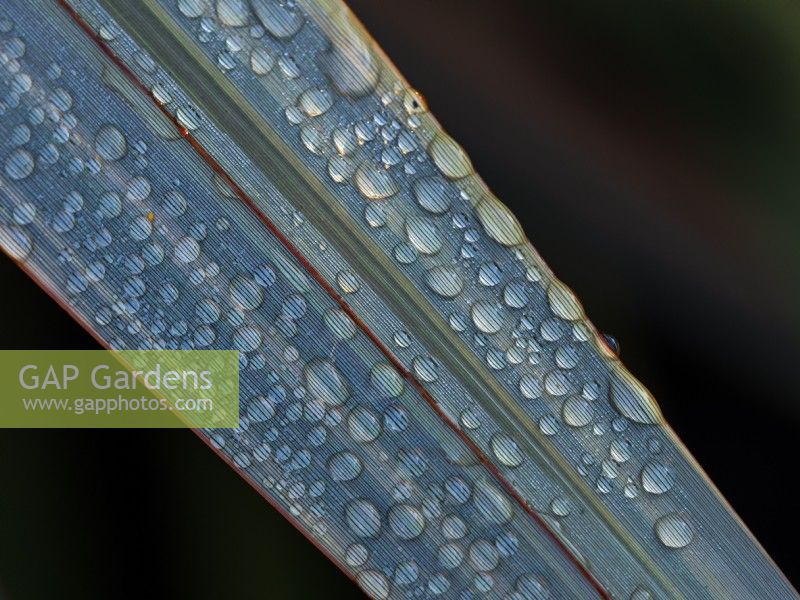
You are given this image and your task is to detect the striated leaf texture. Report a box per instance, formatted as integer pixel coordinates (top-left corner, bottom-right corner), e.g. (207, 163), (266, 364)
(0, 1), (796, 598)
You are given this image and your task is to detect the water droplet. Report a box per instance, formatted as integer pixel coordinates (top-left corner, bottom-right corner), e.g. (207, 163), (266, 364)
(356, 570), (390, 600)
(468, 539), (499, 572)
(95, 124), (127, 161)
(4, 148), (34, 180)
(216, 0), (249, 26)
(546, 280), (584, 321)
(562, 397), (593, 427)
(475, 198), (524, 246)
(516, 574), (550, 599)
(654, 513), (693, 548)
(345, 499), (382, 538)
(298, 87), (333, 117)
(318, 35), (379, 98)
(405, 216), (442, 255)
(321, 308), (355, 340)
(490, 433), (524, 467)
(471, 301), (504, 334)
(229, 276), (263, 310)
(640, 462), (675, 495)
(354, 161), (398, 199)
(370, 363), (404, 398)
(473, 481), (512, 525)
(425, 266), (463, 298)
(328, 451), (362, 482)
(232, 325), (262, 352)
(251, 0), (304, 39)
(428, 133), (473, 179)
(174, 236), (200, 263)
(178, 0), (206, 18)
(305, 360), (348, 405)
(336, 270), (360, 294)
(412, 177), (451, 214)
(610, 366), (661, 424)
(388, 504), (425, 540)
(347, 406), (381, 442)
(12, 202), (35, 225)
(249, 46), (274, 74)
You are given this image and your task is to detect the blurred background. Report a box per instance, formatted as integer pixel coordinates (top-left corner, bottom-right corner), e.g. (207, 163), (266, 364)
(2, 0), (799, 597)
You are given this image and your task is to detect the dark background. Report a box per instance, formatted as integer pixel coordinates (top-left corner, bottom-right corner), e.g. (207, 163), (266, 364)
(2, 0), (799, 597)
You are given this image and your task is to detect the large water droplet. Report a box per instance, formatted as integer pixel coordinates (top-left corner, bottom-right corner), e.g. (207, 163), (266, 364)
(412, 177), (451, 214)
(249, 46), (274, 74)
(490, 433), (524, 467)
(4, 148), (34, 180)
(654, 513), (693, 548)
(216, 0), (249, 26)
(640, 462), (675, 495)
(428, 133), (473, 179)
(251, 0), (303, 39)
(610, 366), (661, 424)
(475, 198), (524, 247)
(229, 276), (263, 310)
(356, 570), (390, 600)
(328, 451), (362, 482)
(345, 499), (382, 538)
(298, 87), (333, 117)
(388, 504), (425, 540)
(174, 236), (200, 263)
(562, 396), (593, 427)
(95, 124), (127, 161)
(354, 161), (398, 199)
(546, 280), (584, 321)
(347, 406), (381, 443)
(370, 363), (404, 398)
(424, 265), (463, 298)
(305, 360), (348, 405)
(405, 216), (442, 255)
(471, 301), (504, 334)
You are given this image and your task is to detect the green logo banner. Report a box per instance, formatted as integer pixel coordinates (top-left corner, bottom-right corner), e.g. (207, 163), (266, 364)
(0, 350), (240, 428)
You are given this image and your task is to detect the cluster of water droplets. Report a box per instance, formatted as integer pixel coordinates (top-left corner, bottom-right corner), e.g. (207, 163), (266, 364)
(156, 0), (692, 570)
(0, 7), (607, 597)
